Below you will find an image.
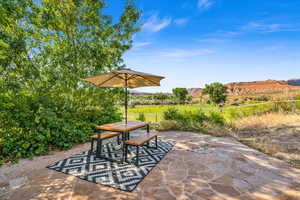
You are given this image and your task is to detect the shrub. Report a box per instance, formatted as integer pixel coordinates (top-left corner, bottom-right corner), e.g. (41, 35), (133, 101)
(161, 108), (225, 132)
(163, 108), (191, 127)
(207, 111), (225, 126)
(294, 94), (300, 100)
(273, 102), (293, 112)
(256, 95), (270, 101)
(137, 112), (146, 122)
(190, 110), (207, 124)
(0, 93), (121, 164)
(157, 120), (181, 131)
(163, 108), (181, 120)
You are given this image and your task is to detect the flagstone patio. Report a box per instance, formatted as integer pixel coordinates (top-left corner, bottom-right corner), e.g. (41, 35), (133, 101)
(1, 131), (300, 200)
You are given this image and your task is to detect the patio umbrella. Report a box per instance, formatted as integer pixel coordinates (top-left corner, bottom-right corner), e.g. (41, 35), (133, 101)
(81, 68), (165, 123)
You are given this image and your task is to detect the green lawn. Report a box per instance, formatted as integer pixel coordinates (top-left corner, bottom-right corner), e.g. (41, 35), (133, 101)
(127, 104), (217, 122)
(125, 101), (292, 123)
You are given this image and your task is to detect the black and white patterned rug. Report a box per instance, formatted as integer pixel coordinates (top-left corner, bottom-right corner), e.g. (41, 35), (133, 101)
(47, 140), (175, 192)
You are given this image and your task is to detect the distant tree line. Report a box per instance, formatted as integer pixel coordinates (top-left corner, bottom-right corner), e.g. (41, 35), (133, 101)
(130, 88), (192, 106)
(130, 83), (229, 107)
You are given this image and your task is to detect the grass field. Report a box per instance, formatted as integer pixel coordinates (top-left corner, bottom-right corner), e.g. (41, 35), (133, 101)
(127, 104), (217, 122)
(126, 100), (300, 123)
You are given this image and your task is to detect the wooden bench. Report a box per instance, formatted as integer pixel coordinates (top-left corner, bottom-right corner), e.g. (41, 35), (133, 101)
(124, 133), (158, 166)
(90, 131), (121, 153)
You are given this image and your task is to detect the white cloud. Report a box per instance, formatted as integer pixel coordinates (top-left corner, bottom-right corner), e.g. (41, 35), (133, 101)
(133, 42), (152, 49)
(241, 22), (299, 33)
(174, 18), (189, 26)
(125, 48), (214, 63)
(142, 14), (171, 33)
(241, 22), (281, 33)
(198, 0), (213, 9)
(213, 22), (300, 38)
(160, 48), (214, 58)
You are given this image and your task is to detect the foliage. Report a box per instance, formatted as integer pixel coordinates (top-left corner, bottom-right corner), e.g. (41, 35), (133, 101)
(136, 112), (146, 122)
(255, 95), (270, 101)
(0, 0), (140, 163)
(294, 94), (300, 100)
(273, 102), (294, 112)
(128, 104), (216, 122)
(202, 82), (228, 106)
(130, 93), (175, 106)
(161, 108), (225, 131)
(172, 88), (188, 104)
(163, 108), (181, 120)
(157, 120), (181, 131)
(207, 111), (225, 126)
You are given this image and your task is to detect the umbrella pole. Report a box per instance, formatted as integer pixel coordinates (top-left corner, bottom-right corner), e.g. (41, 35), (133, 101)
(125, 87), (127, 124)
(125, 74), (128, 124)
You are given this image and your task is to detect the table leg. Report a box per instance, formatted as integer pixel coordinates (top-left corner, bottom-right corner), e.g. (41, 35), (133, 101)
(147, 124), (150, 134)
(121, 132), (125, 162)
(96, 132), (100, 158)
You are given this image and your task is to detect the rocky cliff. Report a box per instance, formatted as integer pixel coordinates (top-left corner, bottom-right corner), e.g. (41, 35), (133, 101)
(188, 79), (300, 96)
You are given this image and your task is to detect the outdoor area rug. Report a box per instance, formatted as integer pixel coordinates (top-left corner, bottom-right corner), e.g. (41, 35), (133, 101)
(47, 140), (175, 192)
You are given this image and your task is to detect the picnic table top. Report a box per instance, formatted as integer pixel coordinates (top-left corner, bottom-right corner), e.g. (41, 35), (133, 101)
(96, 121), (149, 132)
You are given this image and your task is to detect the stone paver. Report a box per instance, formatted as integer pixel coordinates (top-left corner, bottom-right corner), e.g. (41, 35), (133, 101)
(0, 131), (300, 200)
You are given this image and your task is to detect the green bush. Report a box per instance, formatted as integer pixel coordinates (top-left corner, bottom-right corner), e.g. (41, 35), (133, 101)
(137, 112), (146, 122)
(161, 108), (224, 131)
(207, 111), (225, 126)
(0, 93), (121, 163)
(163, 108), (190, 127)
(294, 94), (300, 100)
(190, 110), (207, 123)
(157, 120), (181, 131)
(163, 108), (181, 120)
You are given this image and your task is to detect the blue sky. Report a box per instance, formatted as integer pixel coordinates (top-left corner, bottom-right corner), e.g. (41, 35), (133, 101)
(107, 0), (300, 93)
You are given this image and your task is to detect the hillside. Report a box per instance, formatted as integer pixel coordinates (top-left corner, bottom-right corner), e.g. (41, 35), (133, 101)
(189, 79), (300, 97)
(227, 79), (300, 95)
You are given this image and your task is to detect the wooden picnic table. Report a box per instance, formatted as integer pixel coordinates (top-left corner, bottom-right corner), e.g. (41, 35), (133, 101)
(95, 121), (150, 162)
(96, 121), (149, 133)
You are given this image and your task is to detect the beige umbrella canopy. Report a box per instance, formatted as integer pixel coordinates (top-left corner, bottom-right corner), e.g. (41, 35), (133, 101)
(81, 68), (165, 123)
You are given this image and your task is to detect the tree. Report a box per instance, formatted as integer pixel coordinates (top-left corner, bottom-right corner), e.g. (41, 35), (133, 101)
(172, 88), (188, 104)
(202, 82), (228, 106)
(0, 0), (141, 161)
(153, 93), (169, 104)
(186, 95), (193, 104)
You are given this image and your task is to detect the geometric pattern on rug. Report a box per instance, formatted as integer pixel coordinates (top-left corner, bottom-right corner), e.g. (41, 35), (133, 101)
(47, 140), (175, 192)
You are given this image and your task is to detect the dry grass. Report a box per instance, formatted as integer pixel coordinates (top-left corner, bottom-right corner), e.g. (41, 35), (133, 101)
(233, 112), (300, 131)
(230, 112), (300, 168)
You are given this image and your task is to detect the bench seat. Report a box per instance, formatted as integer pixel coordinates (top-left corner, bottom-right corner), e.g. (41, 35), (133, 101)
(124, 133), (158, 166)
(124, 133), (157, 146)
(90, 131), (121, 153)
(91, 131), (121, 140)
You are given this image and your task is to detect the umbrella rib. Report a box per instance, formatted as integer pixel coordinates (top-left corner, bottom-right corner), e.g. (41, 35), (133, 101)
(114, 73), (126, 80)
(126, 74), (137, 81)
(96, 73), (121, 87)
(134, 74), (161, 86)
